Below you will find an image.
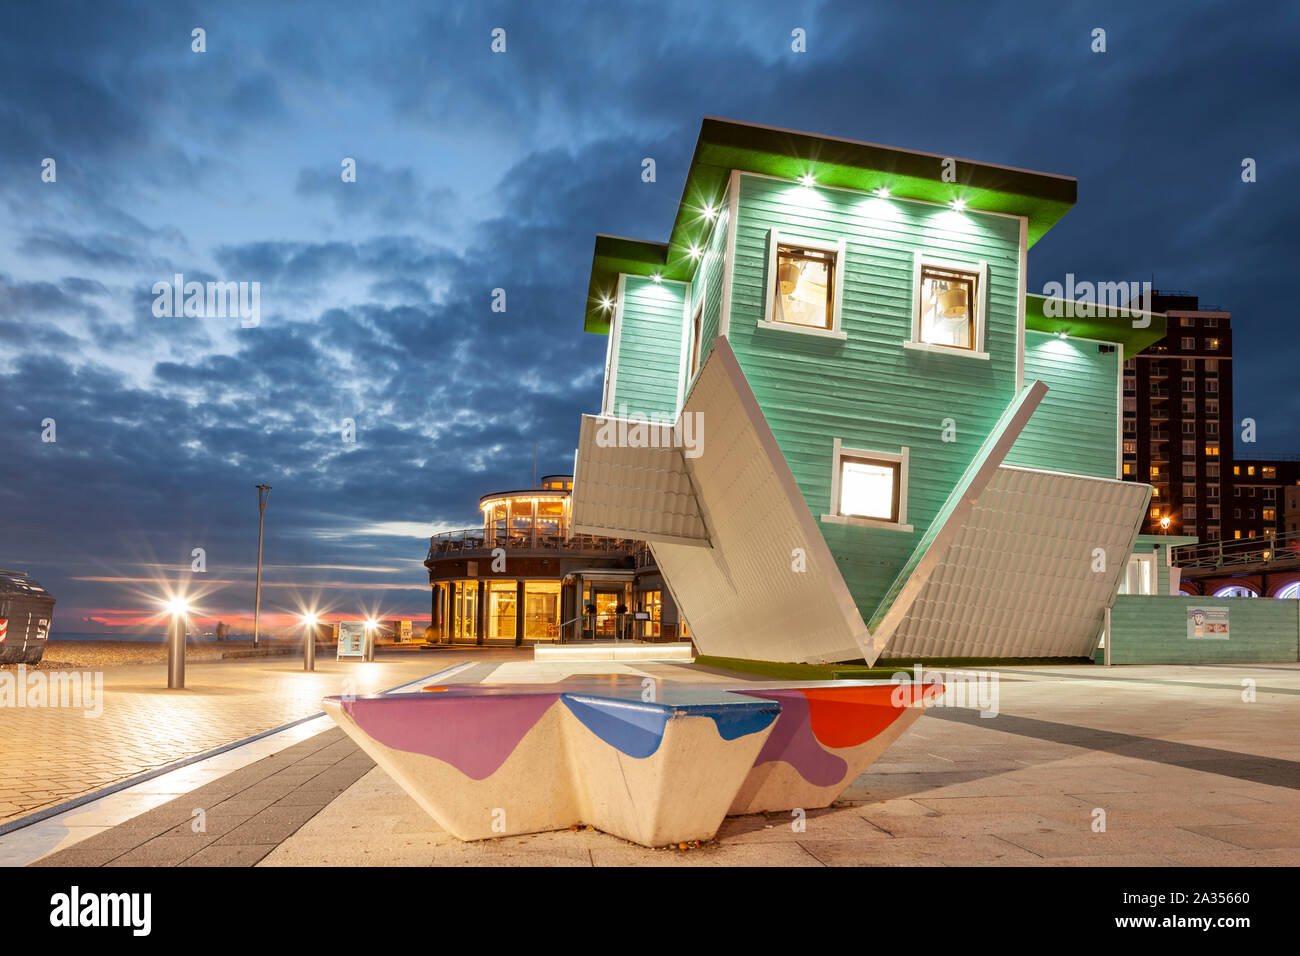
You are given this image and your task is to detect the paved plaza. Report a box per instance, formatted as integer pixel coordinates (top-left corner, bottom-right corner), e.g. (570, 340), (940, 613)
(0, 647), (520, 824)
(8, 654), (1300, 866)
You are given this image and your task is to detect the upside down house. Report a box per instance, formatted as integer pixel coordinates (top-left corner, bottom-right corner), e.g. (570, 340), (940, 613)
(569, 117), (1168, 665)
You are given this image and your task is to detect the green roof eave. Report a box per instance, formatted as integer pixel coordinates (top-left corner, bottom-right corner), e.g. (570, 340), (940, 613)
(1025, 294), (1167, 359)
(585, 117), (1079, 334)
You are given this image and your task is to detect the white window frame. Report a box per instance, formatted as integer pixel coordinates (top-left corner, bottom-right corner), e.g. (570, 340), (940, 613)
(906, 251), (990, 360)
(758, 228), (847, 340)
(820, 438), (913, 532)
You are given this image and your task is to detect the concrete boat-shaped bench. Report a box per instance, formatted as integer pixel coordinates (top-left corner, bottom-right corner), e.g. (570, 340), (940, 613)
(322, 677), (941, 848)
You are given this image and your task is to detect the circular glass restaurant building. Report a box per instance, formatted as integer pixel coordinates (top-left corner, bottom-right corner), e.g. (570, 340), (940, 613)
(424, 475), (687, 646)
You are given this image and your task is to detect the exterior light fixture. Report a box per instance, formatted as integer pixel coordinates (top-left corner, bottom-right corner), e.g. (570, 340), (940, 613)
(702, 204), (717, 221)
(798, 173), (816, 187)
(599, 296), (613, 311)
(1057, 331), (1068, 339)
(687, 243), (702, 260)
(874, 186), (891, 198)
(950, 198), (967, 211)
(651, 272), (662, 284)
(302, 612), (319, 671)
(163, 594), (191, 689)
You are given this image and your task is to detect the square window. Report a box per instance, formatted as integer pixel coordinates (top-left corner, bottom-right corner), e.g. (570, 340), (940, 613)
(822, 440), (911, 531)
(839, 458), (899, 521)
(773, 243), (836, 329)
(761, 230), (845, 338)
(908, 253), (988, 357)
(1181, 337), (1195, 349)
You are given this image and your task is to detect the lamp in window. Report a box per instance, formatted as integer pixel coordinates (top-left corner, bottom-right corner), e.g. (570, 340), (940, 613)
(936, 280), (968, 319)
(778, 259), (802, 296)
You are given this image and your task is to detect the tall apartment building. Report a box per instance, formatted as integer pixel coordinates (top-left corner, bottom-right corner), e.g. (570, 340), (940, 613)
(1229, 458), (1300, 540)
(1123, 291), (1232, 540)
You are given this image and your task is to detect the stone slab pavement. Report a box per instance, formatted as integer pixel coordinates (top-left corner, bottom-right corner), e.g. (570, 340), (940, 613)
(0, 646), (529, 825)
(25, 660), (1300, 866)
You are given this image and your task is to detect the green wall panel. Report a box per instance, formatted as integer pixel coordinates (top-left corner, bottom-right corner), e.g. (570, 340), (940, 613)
(726, 173), (1022, 618)
(610, 276), (684, 420)
(1006, 330), (1119, 478)
(1109, 595), (1299, 664)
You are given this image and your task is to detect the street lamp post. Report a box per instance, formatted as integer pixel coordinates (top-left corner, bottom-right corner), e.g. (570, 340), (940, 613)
(302, 613), (317, 671)
(166, 597), (189, 689)
(253, 484), (271, 648)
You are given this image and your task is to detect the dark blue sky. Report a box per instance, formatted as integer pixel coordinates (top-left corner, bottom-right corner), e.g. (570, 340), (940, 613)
(1, 0), (1296, 632)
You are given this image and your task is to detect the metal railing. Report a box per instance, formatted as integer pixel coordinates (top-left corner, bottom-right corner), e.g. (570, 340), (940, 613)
(1171, 530), (1300, 571)
(427, 527), (642, 559)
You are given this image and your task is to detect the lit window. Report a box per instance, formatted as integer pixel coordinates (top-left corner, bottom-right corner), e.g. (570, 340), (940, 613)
(822, 440), (911, 531)
(1264, 508), (1276, 521)
(1248, 466), (1255, 476)
(909, 253), (988, 356)
(688, 301), (704, 379)
(763, 230), (844, 335)
(1123, 463), (1133, 475)
(1208, 338), (1220, 350)
(1123, 440), (1137, 455)
(1263, 466), (1276, 479)
(1205, 445), (1219, 457)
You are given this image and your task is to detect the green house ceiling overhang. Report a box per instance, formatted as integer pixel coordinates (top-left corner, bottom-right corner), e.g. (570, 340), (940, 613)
(586, 116), (1079, 334)
(1025, 294), (1167, 359)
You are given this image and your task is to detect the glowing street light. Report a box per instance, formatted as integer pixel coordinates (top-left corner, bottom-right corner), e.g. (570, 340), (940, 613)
(364, 616), (379, 662)
(163, 593), (191, 689)
(302, 612), (319, 671)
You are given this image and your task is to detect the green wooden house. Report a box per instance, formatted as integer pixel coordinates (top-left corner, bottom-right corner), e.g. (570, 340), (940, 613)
(570, 118), (1167, 665)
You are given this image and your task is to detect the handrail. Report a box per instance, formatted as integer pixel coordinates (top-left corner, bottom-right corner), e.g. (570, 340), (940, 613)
(1171, 530), (1300, 571)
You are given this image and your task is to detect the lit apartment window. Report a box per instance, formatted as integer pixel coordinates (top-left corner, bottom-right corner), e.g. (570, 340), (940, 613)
(688, 301), (703, 379)
(1151, 486), (1161, 499)
(1247, 465), (1255, 476)
(1205, 444), (1220, 457)
(1234, 466), (1241, 475)
(768, 237), (840, 331)
(1264, 508), (1277, 522)
(1123, 440), (1137, 455)
(1151, 465), (1161, 478)
(823, 440), (911, 531)
(1123, 463), (1133, 475)
(1150, 506), (1162, 520)
(1234, 530), (1242, 539)
(1207, 338), (1220, 350)
(909, 253), (988, 355)
(1181, 337), (1195, 349)
(1263, 466), (1277, 479)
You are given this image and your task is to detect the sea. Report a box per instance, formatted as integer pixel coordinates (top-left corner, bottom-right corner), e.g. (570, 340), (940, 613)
(49, 631), (251, 643)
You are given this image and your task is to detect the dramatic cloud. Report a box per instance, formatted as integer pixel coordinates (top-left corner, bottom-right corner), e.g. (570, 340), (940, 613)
(0, 0), (1295, 632)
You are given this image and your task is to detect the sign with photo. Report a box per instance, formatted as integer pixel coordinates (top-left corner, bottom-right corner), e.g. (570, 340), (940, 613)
(337, 621), (368, 659)
(1187, 606), (1229, 640)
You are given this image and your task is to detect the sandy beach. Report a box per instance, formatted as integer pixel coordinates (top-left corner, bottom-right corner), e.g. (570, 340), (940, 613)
(5, 639), (307, 670)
